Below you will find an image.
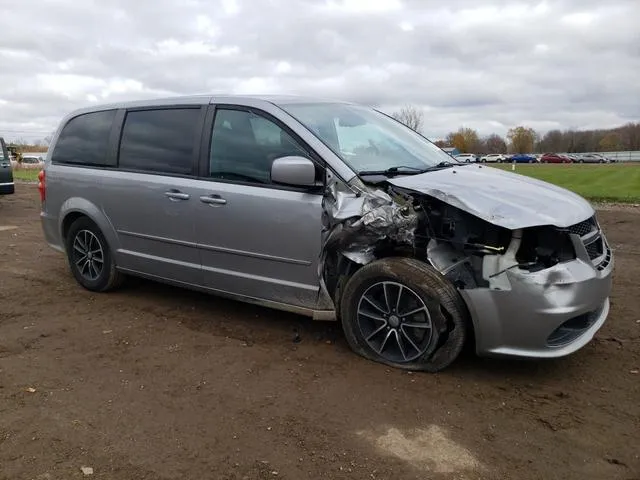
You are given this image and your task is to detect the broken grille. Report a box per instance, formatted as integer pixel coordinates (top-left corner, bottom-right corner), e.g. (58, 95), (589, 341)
(567, 216), (597, 237)
(585, 237), (604, 260)
(597, 246), (612, 271)
(568, 216), (610, 268)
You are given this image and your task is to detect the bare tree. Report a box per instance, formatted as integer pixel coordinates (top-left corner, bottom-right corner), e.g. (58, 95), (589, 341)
(391, 105), (424, 132)
(538, 129), (565, 152)
(484, 134), (507, 154)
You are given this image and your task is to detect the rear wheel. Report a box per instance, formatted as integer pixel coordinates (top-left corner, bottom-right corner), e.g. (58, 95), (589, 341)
(340, 257), (468, 372)
(65, 217), (124, 292)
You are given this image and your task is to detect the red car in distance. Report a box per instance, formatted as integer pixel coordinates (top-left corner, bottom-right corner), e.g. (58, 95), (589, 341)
(540, 153), (572, 163)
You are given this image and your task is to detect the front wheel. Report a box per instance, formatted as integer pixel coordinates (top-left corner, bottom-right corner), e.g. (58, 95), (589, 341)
(339, 257), (469, 372)
(65, 217), (124, 292)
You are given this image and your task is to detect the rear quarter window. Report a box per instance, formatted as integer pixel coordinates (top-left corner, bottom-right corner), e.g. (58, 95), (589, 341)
(118, 108), (201, 175)
(51, 110), (117, 166)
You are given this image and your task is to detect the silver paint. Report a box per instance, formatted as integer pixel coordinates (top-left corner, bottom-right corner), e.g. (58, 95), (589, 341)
(388, 164), (595, 229)
(40, 93), (615, 362)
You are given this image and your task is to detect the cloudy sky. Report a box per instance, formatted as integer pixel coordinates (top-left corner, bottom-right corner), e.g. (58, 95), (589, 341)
(1, 0), (638, 142)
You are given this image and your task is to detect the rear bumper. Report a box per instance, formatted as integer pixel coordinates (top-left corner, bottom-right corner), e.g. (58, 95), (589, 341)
(0, 182), (14, 195)
(40, 211), (64, 252)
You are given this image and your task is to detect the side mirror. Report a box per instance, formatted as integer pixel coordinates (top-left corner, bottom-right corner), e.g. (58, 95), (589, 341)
(271, 156), (317, 187)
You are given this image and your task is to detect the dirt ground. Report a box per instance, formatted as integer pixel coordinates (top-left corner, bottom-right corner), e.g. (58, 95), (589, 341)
(1, 186), (639, 480)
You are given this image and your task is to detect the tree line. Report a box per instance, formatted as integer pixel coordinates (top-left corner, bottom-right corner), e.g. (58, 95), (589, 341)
(391, 105), (640, 154)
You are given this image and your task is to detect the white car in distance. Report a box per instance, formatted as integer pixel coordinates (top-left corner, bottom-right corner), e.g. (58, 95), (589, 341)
(480, 154), (507, 163)
(454, 153), (477, 163)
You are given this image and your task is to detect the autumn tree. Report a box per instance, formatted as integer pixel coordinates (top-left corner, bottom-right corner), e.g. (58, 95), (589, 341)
(391, 105), (424, 132)
(445, 127), (480, 153)
(484, 134), (507, 154)
(598, 133), (621, 152)
(507, 126), (538, 153)
(433, 139), (447, 148)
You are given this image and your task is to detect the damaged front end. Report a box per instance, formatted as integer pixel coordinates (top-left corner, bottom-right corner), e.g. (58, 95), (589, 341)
(319, 171), (614, 359)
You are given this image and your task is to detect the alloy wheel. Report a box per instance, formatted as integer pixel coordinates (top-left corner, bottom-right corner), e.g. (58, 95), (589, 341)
(71, 229), (104, 281)
(356, 281), (434, 363)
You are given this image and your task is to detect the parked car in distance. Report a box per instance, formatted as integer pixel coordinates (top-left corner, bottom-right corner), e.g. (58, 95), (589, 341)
(38, 94), (614, 372)
(0, 137), (15, 195)
(454, 153), (477, 163)
(480, 153), (507, 163)
(576, 153), (610, 164)
(19, 154), (46, 169)
(509, 153), (537, 163)
(540, 153), (572, 164)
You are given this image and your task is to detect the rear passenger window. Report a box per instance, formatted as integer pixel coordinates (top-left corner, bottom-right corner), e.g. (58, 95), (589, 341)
(118, 108), (201, 175)
(51, 110), (116, 166)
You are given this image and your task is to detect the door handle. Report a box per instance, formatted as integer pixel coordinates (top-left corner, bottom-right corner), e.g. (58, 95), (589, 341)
(165, 190), (190, 201)
(200, 194), (227, 205)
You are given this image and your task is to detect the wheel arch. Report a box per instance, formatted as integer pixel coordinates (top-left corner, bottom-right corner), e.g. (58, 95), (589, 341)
(58, 198), (119, 253)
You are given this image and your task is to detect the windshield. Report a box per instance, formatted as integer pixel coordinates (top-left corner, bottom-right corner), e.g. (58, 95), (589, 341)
(279, 102), (459, 174)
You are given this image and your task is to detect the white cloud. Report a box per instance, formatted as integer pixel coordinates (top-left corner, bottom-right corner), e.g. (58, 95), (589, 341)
(275, 61), (292, 74)
(0, 0), (638, 142)
(399, 21), (414, 31)
(561, 12), (597, 26)
(221, 0), (240, 15)
(321, 0), (402, 14)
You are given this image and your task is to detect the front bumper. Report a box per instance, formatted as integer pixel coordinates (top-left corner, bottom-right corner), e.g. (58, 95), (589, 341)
(461, 232), (614, 359)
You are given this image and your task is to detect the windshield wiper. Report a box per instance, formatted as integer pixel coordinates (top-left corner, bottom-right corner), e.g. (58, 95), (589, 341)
(432, 161), (458, 168)
(358, 166), (428, 177)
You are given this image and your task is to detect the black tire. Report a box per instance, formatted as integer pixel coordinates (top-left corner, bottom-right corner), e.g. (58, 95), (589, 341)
(339, 257), (469, 372)
(65, 216), (124, 292)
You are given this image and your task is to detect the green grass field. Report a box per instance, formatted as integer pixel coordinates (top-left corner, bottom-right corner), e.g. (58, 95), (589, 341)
(12, 169), (40, 182)
(489, 163), (640, 203)
(11, 163), (640, 203)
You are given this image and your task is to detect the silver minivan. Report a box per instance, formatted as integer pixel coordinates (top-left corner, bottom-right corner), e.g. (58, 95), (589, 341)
(39, 95), (614, 371)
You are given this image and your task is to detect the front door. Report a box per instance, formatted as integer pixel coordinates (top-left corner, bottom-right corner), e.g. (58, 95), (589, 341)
(193, 106), (324, 308)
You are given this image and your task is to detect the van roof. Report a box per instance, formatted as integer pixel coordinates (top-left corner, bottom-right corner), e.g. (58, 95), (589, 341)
(63, 94), (354, 117)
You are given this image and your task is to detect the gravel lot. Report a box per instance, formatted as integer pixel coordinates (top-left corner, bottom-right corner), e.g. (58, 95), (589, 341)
(1, 185), (639, 480)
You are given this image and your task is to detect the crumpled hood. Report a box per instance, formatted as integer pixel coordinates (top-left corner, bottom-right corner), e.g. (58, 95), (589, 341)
(388, 164), (594, 230)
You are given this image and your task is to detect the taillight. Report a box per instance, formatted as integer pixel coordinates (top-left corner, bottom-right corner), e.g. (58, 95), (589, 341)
(38, 170), (45, 202)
